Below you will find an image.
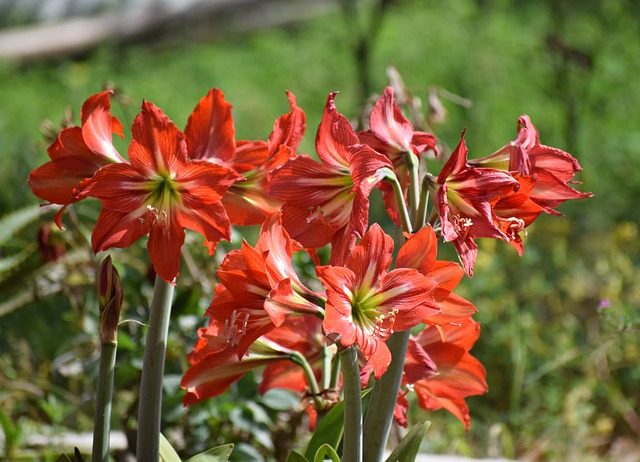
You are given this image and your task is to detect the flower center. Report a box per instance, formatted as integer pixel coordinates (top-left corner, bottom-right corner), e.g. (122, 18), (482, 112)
(350, 290), (398, 341)
(145, 173), (182, 226)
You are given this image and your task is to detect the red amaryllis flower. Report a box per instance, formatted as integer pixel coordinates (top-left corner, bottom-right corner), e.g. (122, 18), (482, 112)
(270, 92), (393, 266)
(185, 89), (305, 226)
(205, 213), (323, 357)
(82, 100), (242, 283)
(468, 115), (593, 215)
(404, 317), (488, 430)
(426, 133), (519, 277)
(181, 323), (296, 407)
(259, 315), (325, 395)
(357, 86), (438, 226)
(490, 174), (543, 255)
(182, 315), (325, 409)
(317, 224), (440, 379)
(396, 225), (476, 327)
(28, 90), (126, 227)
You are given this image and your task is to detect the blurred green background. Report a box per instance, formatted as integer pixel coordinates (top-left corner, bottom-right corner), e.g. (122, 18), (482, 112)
(0, 0), (638, 460)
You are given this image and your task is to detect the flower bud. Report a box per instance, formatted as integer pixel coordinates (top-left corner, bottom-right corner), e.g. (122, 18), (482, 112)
(98, 256), (123, 344)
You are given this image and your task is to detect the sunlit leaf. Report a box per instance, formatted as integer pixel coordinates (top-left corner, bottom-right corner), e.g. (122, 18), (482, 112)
(185, 443), (234, 462)
(313, 444), (340, 462)
(160, 432), (182, 462)
(384, 421), (430, 462)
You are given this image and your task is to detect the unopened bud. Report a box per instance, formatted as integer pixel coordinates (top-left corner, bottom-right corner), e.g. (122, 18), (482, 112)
(98, 256), (123, 344)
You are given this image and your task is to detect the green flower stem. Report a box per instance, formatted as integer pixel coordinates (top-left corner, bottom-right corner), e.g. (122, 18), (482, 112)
(330, 352), (341, 389)
(92, 341), (117, 462)
(322, 345), (333, 390)
(339, 345), (362, 462)
(414, 176), (431, 232)
(362, 330), (411, 462)
(381, 168), (412, 234)
(290, 350), (323, 411)
(136, 275), (175, 462)
(406, 151), (421, 221)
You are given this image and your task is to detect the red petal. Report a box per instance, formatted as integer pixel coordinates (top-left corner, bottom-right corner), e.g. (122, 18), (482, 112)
(91, 208), (149, 253)
(368, 86), (414, 154)
(346, 224), (393, 288)
(178, 200), (231, 249)
(315, 92), (359, 170)
(80, 90), (125, 163)
(396, 225), (438, 275)
(130, 101), (188, 174)
(267, 91), (306, 154)
(147, 215), (185, 283)
(184, 88), (236, 163)
(28, 156), (104, 204)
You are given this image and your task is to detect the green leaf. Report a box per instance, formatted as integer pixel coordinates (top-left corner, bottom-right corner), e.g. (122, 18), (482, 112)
(304, 388), (371, 459)
(313, 444), (340, 462)
(304, 400), (344, 459)
(160, 432), (182, 462)
(261, 388), (300, 411)
(0, 244), (35, 283)
(0, 408), (20, 452)
(384, 421), (431, 462)
(185, 443), (234, 462)
(0, 204), (40, 246)
(286, 451), (310, 462)
(55, 455), (72, 462)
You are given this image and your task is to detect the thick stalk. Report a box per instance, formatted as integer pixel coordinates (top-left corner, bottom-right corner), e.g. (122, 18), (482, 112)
(362, 331), (411, 462)
(136, 275), (175, 461)
(339, 346), (362, 462)
(92, 341), (117, 462)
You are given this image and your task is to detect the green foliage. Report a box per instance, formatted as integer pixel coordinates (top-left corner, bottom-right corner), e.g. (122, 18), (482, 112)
(384, 421), (431, 462)
(303, 399), (345, 460)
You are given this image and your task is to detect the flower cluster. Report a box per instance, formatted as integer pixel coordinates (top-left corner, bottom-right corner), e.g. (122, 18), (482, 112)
(28, 84), (591, 431)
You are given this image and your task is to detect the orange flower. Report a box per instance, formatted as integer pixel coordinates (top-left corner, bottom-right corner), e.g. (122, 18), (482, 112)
(404, 317), (488, 430)
(28, 90), (125, 227)
(318, 224), (439, 379)
(83, 100), (241, 283)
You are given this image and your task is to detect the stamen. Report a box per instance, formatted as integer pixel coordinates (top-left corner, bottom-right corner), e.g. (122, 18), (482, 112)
(223, 309), (248, 346)
(371, 308), (399, 340)
(452, 215), (473, 240)
(503, 217), (526, 241)
(306, 207), (325, 224)
(241, 313), (249, 336)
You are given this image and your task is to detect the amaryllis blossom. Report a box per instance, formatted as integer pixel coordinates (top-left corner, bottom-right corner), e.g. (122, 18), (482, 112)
(82, 100), (242, 283)
(468, 115), (593, 216)
(185, 89), (305, 226)
(396, 225), (476, 327)
(28, 90), (126, 227)
(357, 86), (438, 226)
(270, 92), (393, 265)
(181, 315), (325, 409)
(181, 321), (295, 407)
(402, 317), (488, 430)
(489, 174), (543, 255)
(427, 133), (519, 277)
(205, 213), (323, 357)
(259, 315), (325, 395)
(317, 224), (440, 379)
